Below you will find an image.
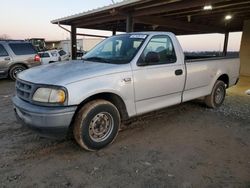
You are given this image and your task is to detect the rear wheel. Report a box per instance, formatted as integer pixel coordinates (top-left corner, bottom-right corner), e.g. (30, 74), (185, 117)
(9, 65), (26, 81)
(205, 80), (226, 108)
(73, 100), (120, 151)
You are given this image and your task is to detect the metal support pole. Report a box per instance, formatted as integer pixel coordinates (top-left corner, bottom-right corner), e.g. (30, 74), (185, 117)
(71, 25), (77, 60)
(223, 32), (229, 56)
(112, 28), (117, 36)
(126, 14), (134, 33)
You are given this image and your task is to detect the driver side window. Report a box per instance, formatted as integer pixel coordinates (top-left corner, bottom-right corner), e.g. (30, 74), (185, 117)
(141, 35), (177, 65)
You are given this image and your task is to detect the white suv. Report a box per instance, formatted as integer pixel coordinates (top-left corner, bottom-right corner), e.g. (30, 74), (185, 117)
(39, 50), (69, 65)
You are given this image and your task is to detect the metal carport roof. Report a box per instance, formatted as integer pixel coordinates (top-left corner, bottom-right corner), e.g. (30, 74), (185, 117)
(51, 0), (250, 35)
(51, 0), (250, 59)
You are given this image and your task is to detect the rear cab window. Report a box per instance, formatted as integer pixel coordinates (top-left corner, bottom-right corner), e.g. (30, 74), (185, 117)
(39, 52), (50, 58)
(51, 52), (58, 57)
(9, 43), (37, 55)
(0, 44), (9, 57)
(58, 50), (66, 56)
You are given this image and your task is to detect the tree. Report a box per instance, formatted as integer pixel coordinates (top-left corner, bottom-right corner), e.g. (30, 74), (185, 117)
(0, 34), (10, 40)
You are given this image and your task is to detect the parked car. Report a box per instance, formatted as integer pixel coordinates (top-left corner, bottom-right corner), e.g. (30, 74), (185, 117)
(58, 49), (70, 61)
(13, 32), (240, 151)
(0, 40), (41, 80)
(39, 50), (69, 65)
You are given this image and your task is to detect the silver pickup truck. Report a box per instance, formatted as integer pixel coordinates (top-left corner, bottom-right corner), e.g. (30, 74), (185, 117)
(13, 32), (240, 151)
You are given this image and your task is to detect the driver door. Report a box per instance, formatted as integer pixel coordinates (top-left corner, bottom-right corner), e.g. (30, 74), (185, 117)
(132, 35), (185, 115)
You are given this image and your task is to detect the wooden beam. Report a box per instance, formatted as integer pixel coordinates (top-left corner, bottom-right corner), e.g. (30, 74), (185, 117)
(134, 16), (226, 33)
(163, 0), (250, 17)
(133, 0), (227, 17)
(72, 13), (111, 25)
(71, 9), (125, 25)
(176, 7), (250, 19)
(76, 33), (108, 38)
(134, 0), (181, 10)
(75, 16), (125, 28)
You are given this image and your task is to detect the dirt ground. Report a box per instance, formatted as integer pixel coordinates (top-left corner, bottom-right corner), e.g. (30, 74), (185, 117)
(0, 77), (250, 188)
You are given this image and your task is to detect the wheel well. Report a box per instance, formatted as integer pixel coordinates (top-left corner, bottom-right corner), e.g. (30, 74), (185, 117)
(217, 74), (229, 88)
(73, 93), (129, 122)
(9, 63), (28, 71)
(8, 63), (28, 75)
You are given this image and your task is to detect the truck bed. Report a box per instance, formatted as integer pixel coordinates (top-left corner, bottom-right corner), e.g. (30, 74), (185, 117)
(183, 56), (240, 102)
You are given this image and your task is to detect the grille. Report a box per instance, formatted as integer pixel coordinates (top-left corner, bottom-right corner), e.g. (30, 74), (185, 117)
(16, 79), (34, 102)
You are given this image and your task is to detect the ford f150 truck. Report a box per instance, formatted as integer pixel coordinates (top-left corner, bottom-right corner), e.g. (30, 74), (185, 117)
(13, 32), (240, 151)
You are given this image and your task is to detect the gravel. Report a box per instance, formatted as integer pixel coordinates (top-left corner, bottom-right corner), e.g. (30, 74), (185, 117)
(0, 78), (249, 188)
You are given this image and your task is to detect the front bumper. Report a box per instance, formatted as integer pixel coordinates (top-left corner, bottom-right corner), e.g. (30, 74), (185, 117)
(12, 96), (77, 138)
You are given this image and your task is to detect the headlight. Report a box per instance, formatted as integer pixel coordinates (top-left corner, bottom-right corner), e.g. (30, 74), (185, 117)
(32, 88), (66, 104)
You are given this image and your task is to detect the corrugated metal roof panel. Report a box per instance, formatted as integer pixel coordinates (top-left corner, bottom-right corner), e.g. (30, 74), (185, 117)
(51, 0), (141, 24)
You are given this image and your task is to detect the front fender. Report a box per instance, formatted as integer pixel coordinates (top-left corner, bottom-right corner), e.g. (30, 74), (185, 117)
(65, 72), (136, 117)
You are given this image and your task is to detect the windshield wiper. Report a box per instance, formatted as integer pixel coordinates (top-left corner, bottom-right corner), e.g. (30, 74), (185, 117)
(83, 57), (110, 63)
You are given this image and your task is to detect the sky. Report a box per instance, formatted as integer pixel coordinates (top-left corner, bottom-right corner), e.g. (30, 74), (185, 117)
(0, 0), (242, 51)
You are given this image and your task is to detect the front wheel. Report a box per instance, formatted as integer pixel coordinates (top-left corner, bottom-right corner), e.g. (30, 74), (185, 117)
(205, 80), (226, 108)
(73, 100), (120, 151)
(9, 65), (26, 81)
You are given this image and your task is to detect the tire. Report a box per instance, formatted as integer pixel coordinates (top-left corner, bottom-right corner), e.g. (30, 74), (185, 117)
(205, 80), (226, 108)
(73, 99), (121, 151)
(9, 65), (26, 81)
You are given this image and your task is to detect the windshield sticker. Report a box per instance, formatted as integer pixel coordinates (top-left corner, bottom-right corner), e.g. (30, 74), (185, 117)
(130, 35), (147, 39)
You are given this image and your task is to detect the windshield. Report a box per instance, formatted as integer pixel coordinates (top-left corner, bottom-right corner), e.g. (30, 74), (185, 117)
(83, 34), (147, 64)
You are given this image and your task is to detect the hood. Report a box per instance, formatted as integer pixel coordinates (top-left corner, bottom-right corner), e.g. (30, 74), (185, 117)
(18, 60), (130, 85)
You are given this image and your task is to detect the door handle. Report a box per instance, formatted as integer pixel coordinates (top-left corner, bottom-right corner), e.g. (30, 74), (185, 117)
(175, 69), (183, 76)
(4, 57), (11, 61)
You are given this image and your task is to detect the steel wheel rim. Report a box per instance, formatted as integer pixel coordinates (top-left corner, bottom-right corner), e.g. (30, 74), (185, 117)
(215, 86), (224, 104)
(13, 67), (24, 79)
(89, 112), (114, 142)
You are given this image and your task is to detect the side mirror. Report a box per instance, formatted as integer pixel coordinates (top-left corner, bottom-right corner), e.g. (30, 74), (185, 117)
(145, 51), (160, 63)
